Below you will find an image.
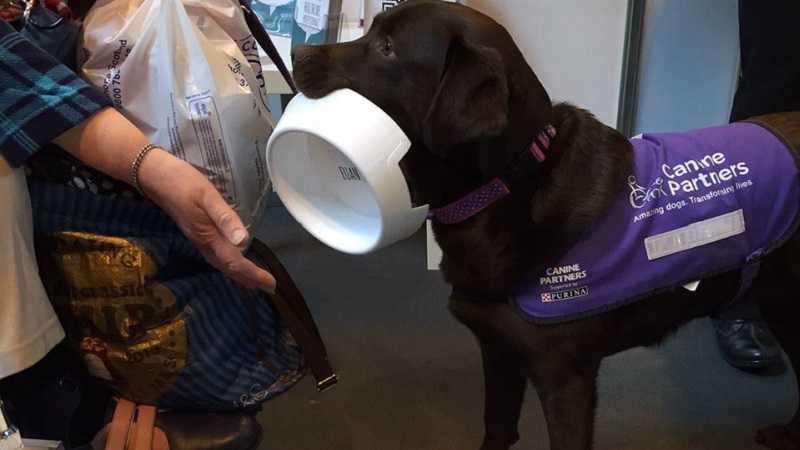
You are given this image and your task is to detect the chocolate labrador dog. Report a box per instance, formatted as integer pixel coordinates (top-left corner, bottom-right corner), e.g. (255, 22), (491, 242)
(291, 1), (800, 449)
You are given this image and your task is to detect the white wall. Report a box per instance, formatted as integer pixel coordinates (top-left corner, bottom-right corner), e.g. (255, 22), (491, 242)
(465, 0), (630, 127)
(632, 0), (739, 134)
(340, 0), (361, 24)
(427, 0), (630, 268)
(337, 0), (631, 127)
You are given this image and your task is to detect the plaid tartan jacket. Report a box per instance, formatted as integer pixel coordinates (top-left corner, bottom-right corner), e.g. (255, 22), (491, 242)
(0, 19), (110, 168)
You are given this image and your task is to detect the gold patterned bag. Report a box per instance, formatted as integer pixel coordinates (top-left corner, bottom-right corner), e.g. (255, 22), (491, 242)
(31, 181), (309, 411)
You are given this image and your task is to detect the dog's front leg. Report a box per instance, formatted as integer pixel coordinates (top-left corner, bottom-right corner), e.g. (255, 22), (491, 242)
(530, 361), (600, 450)
(478, 341), (527, 450)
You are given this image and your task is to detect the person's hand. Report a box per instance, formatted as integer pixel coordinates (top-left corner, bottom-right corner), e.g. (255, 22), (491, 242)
(53, 108), (277, 293)
(136, 149), (277, 293)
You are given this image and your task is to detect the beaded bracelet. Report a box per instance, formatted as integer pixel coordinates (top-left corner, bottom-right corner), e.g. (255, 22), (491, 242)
(130, 143), (161, 196)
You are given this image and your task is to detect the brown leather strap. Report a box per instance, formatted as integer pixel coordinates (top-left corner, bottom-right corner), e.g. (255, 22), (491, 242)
(238, 0), (297, 94)
(248, 238), (338, 391)
(235, 1), (335, 389)
(105, 398), (136, 450)
(132, 405), (157, 450)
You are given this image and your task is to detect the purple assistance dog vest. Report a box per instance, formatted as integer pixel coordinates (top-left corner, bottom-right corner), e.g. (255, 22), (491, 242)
(513, 122), (800, 324)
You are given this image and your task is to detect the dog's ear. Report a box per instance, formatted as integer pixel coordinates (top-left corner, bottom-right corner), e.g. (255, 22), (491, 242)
(423, 39), (509, 155)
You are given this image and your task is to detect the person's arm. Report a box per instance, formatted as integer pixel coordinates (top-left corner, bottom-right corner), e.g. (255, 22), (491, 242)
(0, 19), (111, 167)
(52, 107), (277, 293)
(2, 20), (275, 292)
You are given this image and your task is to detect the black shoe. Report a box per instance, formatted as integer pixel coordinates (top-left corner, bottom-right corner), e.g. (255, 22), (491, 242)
(74, 402), (263, 450)
(155, 410), (263, 450)
(712, 318), (781, 371)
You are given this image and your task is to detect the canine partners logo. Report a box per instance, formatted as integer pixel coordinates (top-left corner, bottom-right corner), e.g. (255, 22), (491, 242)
(628, 175), (666, 209)
(541, 287), (589, 303)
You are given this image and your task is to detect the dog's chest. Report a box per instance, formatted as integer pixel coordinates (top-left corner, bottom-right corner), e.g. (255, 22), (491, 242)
(513, 122), (800, 323)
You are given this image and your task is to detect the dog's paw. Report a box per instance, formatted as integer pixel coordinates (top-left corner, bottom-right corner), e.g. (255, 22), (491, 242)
(755, 425), (799, 450)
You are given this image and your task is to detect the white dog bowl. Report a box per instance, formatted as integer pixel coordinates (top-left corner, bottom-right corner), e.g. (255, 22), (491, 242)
(266, 89), (429, 254)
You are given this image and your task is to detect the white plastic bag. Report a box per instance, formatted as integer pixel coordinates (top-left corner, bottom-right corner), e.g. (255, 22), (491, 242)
(79, 0), (272, 231)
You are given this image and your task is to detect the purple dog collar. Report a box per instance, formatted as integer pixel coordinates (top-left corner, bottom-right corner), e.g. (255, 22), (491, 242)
(429, 124), (556, 224)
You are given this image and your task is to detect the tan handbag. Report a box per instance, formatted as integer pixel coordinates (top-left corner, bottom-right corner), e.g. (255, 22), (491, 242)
(91, 399), (169, 450)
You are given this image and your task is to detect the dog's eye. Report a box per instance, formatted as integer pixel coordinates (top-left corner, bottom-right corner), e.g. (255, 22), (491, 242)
(381, 39), (394, 56)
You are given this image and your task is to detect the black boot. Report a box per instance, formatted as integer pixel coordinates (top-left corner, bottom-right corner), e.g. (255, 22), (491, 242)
(155, 410), (263, 450)
(73, 401), (264, 450)
(712, 318), (781, 371)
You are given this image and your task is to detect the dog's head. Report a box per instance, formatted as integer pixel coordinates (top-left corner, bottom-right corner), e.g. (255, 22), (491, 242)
(291, 0), (552, 158)
(292, 1), (630, 289)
